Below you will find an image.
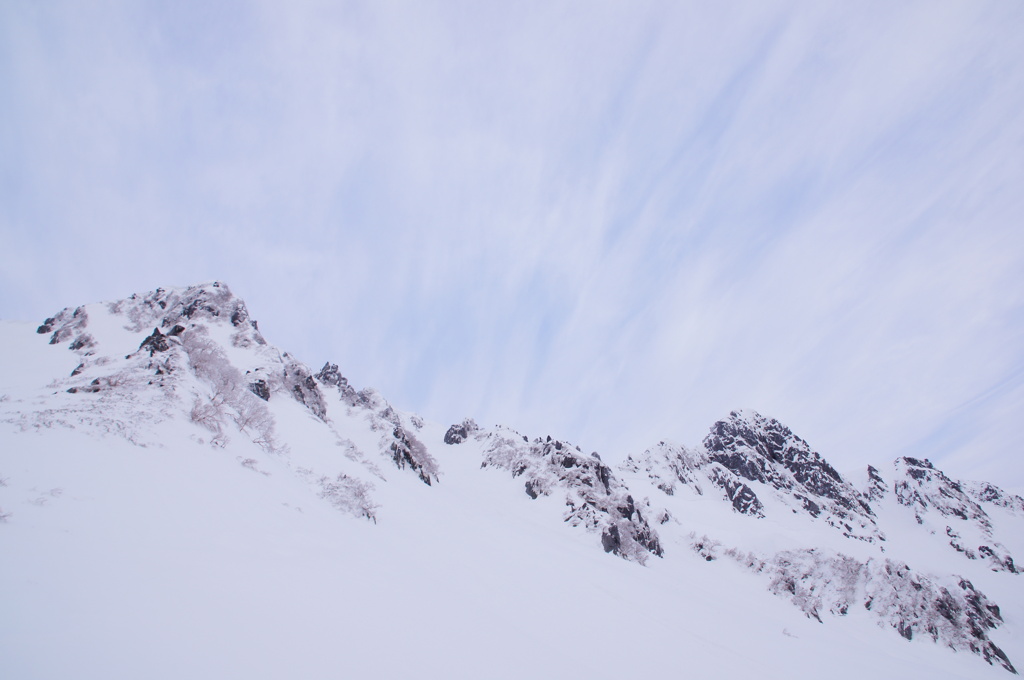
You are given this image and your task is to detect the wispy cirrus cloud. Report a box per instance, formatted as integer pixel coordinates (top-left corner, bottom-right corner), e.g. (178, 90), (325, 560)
(2, 1), (1023, 489)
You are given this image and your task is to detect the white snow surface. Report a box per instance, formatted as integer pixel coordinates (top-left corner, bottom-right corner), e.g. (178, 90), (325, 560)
(1, 282), (1021, 679)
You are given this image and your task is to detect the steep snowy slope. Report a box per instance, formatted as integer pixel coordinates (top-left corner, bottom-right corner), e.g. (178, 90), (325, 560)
(617, 411), (1022, 674)
(1, 283), (1020, 679)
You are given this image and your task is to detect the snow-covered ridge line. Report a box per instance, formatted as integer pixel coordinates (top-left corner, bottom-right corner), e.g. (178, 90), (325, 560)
(6, 281), (1023, 675)
(444, 419), (662, 563)
(689, 538), (1016, 674)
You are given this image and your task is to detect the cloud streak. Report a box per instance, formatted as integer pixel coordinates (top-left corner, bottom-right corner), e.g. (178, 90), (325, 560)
(2, 0), (1023, 490)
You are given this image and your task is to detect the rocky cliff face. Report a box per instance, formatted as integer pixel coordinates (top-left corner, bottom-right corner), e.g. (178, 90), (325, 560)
(447, 424), (662, 563)
(622, 411), (882, 543)
(619, 411), (1020, 673)
(703, 410), (882, 542)
(892, 457), (1018, 574)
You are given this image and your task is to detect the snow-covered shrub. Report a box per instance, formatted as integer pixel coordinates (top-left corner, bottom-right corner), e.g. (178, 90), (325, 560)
(378, 407), (439, 485)
(720, 546), (1016, 673)
(231, 330), (253, 348)
(190, 398), (224, 433)
(317, 473), (378, 522)
(232, 390), (275, 435)
(238, 458), (269, 475)
(182, 330), (278, 452)
(283, 361), (328, 420)
(690, 534), (722, 562)
(480, 428), (662, 563)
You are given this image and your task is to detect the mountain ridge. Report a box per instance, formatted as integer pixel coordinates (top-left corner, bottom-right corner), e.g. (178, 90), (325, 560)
(2, 281), (1021, 677)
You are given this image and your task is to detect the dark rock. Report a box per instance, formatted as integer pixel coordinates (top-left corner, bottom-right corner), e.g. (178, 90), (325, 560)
(249, 380), (270, 401)
(963, 481), (1024, 514)
(138, 328), (171, 355)
(49, 328), (72, 345)
(230, 304), (248, 327)
(314, 362), (361, 404)
(445, 424), (468, 445)
(315, 362), (347, 388)
(40, 306), (90, 346)
(904, 457), (934, 470)
(181, 297), (218, 320)
(618, 495), (636, 521)
(864, 465), (887, 502)
(389, 424), (438, 486)
(797, 494), (821, 518)
(444, 419), (478, 445)
(699, 411), (880, 541)
(284, 362), (328, 420)
(708, 468), (764, 517)
(525, 480), (541, 499)
(634, 522), (663, 558)
(67, 382), (100, 394)
(68, 334), (95, 351)
(705, 412), (848, 505)
(480, 427), (662, 563)
(601, 525), (621, 553)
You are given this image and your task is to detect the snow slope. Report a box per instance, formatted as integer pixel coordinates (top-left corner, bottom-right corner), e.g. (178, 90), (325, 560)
(1, 282), (1020, 679)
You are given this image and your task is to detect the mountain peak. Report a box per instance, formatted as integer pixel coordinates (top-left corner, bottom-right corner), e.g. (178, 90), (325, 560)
(2, 284), (1021, 676)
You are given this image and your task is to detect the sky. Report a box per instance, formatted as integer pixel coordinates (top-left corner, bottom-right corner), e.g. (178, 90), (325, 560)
(2, 1), (1023, 490)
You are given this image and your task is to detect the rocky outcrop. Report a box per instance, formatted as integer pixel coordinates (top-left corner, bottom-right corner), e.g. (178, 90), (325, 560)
(623, 412), (879, 540)
(315, 362), (360, 404)
(621, 442), (707, 497)
(37, 305), (90, 349)
(107, 282), (265, 346)
(864, 465), (888, 502)
(315, 362), (347, 388)
(248, 379), (270, 401)
(138, 328), (172, 356)
(283, 361), (328, 421)
(707, 467), (764, 517)
(480, 428), (662, 563)
(703, 411), (880, 541)
(893, 457), (1017, 573)
(444, 418), (479, 445)
(761, 550), (1014, 673)
(962, 481), (1024, 515)
(380, 407), (438, 486)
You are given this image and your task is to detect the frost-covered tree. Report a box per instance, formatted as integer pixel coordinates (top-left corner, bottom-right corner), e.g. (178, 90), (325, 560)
(182, 330), (277, 452)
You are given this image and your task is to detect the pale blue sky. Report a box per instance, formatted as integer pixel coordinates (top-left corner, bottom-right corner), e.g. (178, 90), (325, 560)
(2, 1), (1023, 490)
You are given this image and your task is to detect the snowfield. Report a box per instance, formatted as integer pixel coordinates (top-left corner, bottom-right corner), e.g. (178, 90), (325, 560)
(1, 283), (1020, 679)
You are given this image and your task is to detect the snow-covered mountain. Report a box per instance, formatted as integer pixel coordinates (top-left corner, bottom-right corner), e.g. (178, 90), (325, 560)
(2, 282), (1021, 679)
